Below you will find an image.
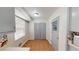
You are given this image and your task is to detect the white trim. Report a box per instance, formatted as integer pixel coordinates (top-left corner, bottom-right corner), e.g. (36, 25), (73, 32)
(20, 39), (33, 47)
(20, 39), (28, 47)
(47, 39), (52, 44)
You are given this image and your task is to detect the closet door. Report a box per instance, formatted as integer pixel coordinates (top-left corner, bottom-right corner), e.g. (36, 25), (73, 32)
(40, 23), (46, 39)
(34, 23), (40, 39)
(34, 23), (46, 40)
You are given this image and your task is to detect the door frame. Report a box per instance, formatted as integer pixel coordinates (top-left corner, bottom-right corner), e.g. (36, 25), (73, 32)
(51, 16), (60, 50)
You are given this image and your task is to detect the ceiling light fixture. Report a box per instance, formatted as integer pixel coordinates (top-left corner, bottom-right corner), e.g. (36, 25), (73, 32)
(34, 12), (40, 16)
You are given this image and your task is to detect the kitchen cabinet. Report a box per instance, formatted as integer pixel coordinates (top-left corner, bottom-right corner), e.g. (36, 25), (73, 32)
(0, 7), (15, 33)
(70, 7), (79, 32)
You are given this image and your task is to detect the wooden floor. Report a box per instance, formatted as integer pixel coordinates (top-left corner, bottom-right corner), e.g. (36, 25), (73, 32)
(23, 39), (55, 51)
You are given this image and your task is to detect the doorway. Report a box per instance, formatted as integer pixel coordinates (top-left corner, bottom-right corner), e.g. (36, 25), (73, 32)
(51, 17), (59, 50)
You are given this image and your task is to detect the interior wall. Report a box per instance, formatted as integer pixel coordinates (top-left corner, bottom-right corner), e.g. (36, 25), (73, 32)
(46, 7), (69, 51)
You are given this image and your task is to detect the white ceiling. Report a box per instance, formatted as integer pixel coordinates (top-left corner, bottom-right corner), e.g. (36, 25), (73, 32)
(22, 7), (58, 20)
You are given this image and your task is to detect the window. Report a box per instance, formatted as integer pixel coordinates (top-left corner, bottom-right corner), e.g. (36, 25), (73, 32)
(15, 16), (25, 40)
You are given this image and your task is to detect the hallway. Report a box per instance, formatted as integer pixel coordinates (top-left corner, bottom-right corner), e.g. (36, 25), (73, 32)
(23, 39), (55, 51)
(8, 7), (68, 51)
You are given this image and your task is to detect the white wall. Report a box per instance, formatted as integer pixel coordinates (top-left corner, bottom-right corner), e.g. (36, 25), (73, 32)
(29, 18), (47, 39)
(46, 7), (69, 51)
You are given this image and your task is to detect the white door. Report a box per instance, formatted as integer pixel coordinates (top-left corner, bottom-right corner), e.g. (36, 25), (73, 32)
(34, 23), (46, 39)
(51, 17), (59, 50)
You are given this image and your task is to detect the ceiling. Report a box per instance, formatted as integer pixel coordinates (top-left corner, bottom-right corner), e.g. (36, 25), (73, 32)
(22, 7), (58, 20)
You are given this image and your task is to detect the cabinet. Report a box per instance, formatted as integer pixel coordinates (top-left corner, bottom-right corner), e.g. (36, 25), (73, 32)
(0, 7), (15, 33)
(70, 7), (79, 32)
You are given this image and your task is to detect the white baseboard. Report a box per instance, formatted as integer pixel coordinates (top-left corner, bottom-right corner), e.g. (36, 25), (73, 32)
(20, 39), (34, 47)
(20, 39), (28, 47)
(47, 39), (52, 44)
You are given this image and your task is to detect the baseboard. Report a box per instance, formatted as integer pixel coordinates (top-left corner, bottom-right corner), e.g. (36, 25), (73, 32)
(47, 39), (52, 44)
(20, 39), (34, 47)
(20, 39), (28, 47)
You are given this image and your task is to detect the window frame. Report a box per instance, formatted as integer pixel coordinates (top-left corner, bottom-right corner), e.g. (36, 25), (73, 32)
(15, 16), (26, 40)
